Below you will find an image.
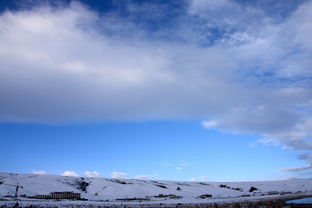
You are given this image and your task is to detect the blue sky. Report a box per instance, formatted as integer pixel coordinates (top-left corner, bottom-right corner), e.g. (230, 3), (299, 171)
(0, 0), (311, 181)
(0, 121), (305, 181)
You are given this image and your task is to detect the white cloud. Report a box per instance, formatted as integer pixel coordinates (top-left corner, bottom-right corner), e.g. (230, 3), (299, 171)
(0, 1), (267, 123)
(32, 170), (47, 175)
(190, 178), (196, 182)
(111, 171), (128, 179)
(61, 171), (79, 177)
(84, 171), (100, 177)
(176, 167), (182, 171)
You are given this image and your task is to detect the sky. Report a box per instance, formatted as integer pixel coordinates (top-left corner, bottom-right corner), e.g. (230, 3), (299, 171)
(0, 0), (311, 181)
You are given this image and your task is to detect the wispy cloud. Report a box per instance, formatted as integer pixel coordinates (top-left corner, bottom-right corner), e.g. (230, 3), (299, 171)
(61, 171), (79, 177)
(84, 171), (100, 177)
(280, 165), (312, 172)
(32, 170), (48, 175)
(180, 162), (191, 167)
(280, 153), (312, 172)
(162, 161), (191, 171)
(111, 171), (128, 179)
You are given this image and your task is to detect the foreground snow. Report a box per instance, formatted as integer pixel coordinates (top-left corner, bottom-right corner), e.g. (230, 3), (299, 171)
(0, 172), (311, 206)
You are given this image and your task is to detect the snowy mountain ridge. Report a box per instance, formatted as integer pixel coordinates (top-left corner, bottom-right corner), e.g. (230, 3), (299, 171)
(0, 172), (311, 203)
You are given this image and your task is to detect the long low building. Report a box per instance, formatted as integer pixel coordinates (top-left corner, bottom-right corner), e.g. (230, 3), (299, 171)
(32, 191), (81, 200)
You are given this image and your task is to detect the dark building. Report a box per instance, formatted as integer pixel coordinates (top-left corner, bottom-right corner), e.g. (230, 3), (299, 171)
(50, 192), (81, 199)
(32, 191), (81, 200)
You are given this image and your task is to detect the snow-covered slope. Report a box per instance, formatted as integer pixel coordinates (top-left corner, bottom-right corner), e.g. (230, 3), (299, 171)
(0, 172), (311, 203)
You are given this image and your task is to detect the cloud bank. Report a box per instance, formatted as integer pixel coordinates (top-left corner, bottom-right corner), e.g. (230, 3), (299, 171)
(0, 0), (311, 171)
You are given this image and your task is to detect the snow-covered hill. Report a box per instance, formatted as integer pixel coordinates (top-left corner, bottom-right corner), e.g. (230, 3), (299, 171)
(0, 172), (311, 205)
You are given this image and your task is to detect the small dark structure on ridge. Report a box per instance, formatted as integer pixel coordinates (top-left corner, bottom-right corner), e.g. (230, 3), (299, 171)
(249, 186), (258, 192)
